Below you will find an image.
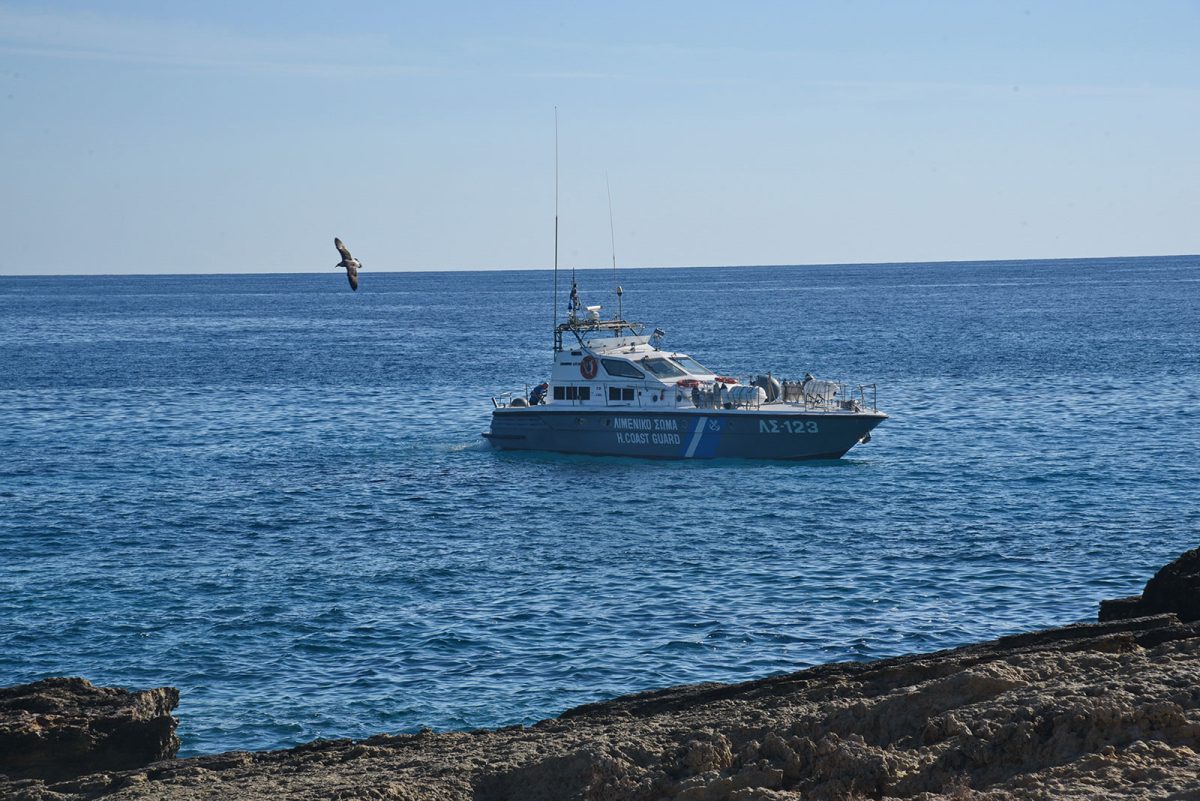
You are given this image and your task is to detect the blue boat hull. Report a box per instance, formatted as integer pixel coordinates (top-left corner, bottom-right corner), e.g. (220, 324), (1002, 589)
(484, 407), (885, 460)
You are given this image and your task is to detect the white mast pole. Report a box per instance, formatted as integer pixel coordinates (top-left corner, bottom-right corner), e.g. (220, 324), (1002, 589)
(606, 171), (622, 322)
(552, 107), (559, 349)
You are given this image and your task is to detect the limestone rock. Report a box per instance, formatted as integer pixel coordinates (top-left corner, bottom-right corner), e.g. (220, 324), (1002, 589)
(1099, 547), (1200, 622)
(0, 677), (179, 781)
(1141, 547), (1200, 621)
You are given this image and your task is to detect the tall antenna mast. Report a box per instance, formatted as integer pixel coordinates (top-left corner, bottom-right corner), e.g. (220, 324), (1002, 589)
(552, 107), (559, 347)
(568, 138), (576, 320)
(605, 171), (623, 321)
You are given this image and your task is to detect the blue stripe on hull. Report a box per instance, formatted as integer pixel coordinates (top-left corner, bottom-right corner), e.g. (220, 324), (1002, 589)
(485, 408), (885, 461)
(694, 416), (723, 458)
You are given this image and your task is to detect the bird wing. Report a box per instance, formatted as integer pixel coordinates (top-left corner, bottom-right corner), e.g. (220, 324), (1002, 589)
(346, 265), (359, 291)
(334, 237), (354, 262)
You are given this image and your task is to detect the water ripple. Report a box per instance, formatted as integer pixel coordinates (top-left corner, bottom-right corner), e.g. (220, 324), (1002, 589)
(1, 258), (1198, 756)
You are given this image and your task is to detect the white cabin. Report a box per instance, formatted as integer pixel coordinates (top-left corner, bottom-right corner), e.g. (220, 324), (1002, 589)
(537, 301), (756, 410)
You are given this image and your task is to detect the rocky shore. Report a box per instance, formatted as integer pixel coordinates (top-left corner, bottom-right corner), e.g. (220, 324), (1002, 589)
(4, 549), (1199, 801)
(0, 678), (179, 783)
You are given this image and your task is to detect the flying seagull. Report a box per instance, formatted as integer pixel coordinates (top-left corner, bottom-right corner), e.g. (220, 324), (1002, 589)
(334, 237), (361, 291)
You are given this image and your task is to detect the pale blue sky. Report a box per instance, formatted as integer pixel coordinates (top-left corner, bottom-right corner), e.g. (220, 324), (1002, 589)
(1, 1), (1197, 274)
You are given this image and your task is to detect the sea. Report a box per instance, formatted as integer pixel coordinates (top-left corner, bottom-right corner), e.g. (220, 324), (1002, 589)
(2, 256), (1198, 757)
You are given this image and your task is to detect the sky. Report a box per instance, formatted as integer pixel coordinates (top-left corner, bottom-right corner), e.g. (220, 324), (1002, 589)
(1, 1), (1197, 274)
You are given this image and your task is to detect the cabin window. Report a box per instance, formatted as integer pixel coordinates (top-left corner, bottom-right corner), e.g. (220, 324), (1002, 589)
(601, 358), (644, 379)
(622, 388), (634, 400)
(608, 387), (621, 401)
(641, 357), (686, 378)
(558, 386), (590, 401)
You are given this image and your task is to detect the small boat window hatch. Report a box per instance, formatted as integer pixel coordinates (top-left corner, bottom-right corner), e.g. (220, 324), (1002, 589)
(608, 387), (635, 402)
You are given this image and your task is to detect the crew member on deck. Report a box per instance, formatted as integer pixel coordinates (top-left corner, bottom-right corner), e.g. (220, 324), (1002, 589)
(529, 382), (549, 405)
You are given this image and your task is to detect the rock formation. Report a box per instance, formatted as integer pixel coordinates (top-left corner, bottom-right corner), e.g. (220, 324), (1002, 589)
(1099, 546), (1200, 623)
(3, 549), (1199, 800)
(0, 677), (178, 782)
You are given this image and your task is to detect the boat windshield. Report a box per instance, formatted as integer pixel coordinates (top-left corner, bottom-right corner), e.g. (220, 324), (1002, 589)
(671, 355), (715, 376)
(640, 357), (687, 378)
(601, 358), (645, 379)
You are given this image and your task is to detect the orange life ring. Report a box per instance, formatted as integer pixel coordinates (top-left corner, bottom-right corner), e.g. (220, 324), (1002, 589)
(676, 378), (700, 388)
(580, 355), (598, 379)
(715, 375), (739, 385)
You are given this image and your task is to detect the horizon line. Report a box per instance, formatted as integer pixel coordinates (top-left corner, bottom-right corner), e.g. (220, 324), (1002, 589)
(0, 252), (1195, 279)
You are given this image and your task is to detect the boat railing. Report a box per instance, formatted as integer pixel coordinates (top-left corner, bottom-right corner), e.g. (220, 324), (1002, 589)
(642, 379), (877, 412)
(856, 383), (879, 412)
(554, 318), (644, 352)
(773, 378), (879, 412)
(491, 387), (530, 408)
(493, 379), (878, 412)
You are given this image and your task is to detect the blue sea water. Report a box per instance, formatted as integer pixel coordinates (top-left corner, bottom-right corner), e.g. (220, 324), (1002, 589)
(1, 256), (1198, 757)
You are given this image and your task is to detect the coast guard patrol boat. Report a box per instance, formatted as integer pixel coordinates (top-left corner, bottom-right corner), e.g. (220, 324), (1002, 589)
(484, 282), (886, 460)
